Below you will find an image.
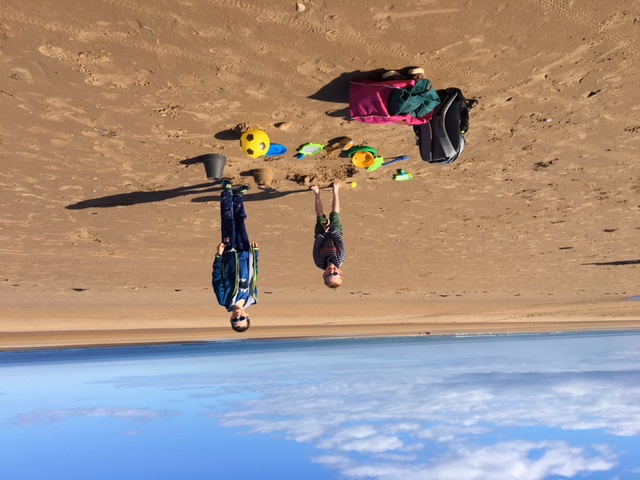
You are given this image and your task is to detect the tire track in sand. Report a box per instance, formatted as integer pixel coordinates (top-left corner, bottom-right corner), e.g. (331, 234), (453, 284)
(528, 0), (640, 57)
(0, 8), (223, 66)
(203, 0), (526, 92)
(0, 5), (300, 93)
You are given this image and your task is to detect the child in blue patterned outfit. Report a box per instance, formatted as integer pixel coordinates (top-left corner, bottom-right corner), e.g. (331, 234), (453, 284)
(212, 180), (258, 332)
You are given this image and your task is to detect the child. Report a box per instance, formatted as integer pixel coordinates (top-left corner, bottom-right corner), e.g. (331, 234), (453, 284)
(212, 180), (258, 332)
(311, 182), (345, 288)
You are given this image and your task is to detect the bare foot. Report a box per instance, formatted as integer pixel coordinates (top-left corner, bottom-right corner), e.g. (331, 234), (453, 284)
(332, 182), (341, 191)
(310, 185), (320, 194)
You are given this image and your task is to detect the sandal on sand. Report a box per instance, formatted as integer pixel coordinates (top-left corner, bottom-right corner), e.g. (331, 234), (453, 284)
(408, 67), (425, 80)
(381, 70), (406, 80)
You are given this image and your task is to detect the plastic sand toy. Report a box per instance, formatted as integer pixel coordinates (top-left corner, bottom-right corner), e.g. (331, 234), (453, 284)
(324, 137), (353, 157)
(366, 155), (409, 172)
(296, 143), (325, 160)
(348, 145), (378, 158)
(352, 151), (376, 168)
(265, 143), (288, 157)
(394, 169), (413, 181)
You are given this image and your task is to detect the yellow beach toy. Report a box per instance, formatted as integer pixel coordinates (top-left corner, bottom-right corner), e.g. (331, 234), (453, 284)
(351, 151), (376, 168)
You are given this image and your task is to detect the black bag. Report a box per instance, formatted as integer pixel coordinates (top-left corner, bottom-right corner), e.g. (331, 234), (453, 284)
(413, 88), (475, 164)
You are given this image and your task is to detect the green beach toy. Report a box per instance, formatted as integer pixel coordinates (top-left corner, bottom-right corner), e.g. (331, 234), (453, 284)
(297, 143), (325, 160)
(367, 155), (409, 172)
(348, 145), (378, 158)
(394, 169), (413, 181)
(366, 156), (384, 172)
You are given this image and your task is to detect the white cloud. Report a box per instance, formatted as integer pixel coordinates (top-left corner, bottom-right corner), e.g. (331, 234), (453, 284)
(335, 434), (404, 454)
(11, 407), (181, 426)
(331, 441), (616, 480)
(197, 342), (638, 479)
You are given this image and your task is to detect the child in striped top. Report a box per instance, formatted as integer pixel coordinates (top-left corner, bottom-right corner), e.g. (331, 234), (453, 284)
(311, 182), (345, 289)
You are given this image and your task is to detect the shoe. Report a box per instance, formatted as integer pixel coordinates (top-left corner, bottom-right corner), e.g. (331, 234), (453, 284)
(408, 67), (424, 80)
(234, 185), (250, 196)
(221, 179), (233, 190)
(381, 70), (405, 80)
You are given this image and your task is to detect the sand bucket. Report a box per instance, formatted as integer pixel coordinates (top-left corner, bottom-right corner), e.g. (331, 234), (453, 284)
(250, 167), (274, 187)
(202, 154), (227, 181)
(352, 151), (375, 168)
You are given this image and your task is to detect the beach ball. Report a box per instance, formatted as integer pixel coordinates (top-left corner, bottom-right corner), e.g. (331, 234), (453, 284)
(240, 129), (270, 159)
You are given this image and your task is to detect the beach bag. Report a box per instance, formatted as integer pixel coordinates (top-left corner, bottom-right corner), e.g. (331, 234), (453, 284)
(349, 79), (436, 126)
(413, 88), (474, 164)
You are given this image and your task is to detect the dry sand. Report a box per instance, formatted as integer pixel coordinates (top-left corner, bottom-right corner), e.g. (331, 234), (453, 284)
(1, 1), (639, 350)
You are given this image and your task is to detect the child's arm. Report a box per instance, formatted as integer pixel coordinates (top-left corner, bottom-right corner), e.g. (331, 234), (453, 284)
(312, 233), (327, 269)
(330, 230), (346, 266)
(212, 255), (225, 304)
(251, 242), (259, 275)
(212, 242), (225, 289)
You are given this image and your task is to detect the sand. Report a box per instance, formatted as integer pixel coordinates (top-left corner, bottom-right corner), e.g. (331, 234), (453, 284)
(1, 1), (639, 350)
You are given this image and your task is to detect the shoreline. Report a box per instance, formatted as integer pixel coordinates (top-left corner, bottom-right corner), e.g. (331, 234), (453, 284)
(2, 290), (638, 351)
(3, 318), (639, 352)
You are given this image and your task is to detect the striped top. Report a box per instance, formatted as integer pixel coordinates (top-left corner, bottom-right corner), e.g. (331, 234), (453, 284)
(313, 226), (345, 269)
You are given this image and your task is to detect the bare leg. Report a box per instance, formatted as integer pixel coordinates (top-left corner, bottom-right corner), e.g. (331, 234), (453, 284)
(331, 182), (341, 214)
(311, 185), (324, 216)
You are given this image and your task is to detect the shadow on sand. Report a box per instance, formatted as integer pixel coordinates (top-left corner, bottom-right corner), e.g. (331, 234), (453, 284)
(307, 69), (383, 104)
(66, 183), (309, 209)
(66, 155), (308, 209)
(582, 259), (640, 266)
(307, 69), (384, 120)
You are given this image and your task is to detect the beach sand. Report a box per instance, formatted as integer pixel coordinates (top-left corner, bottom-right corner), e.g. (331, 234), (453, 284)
(1, 1), (639, 350)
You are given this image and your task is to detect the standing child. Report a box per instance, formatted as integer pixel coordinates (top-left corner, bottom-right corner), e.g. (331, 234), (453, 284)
(310, 182), (345, 288)
(212, 180), (258, 332)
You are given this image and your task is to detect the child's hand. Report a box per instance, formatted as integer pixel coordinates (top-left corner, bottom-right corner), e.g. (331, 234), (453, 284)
(216, 242), (226, 255)
(251, 242), (259, 248)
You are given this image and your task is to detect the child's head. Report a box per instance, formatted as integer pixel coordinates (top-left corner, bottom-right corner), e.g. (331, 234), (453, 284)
(323, 265), (343, 289)
(230, 307), (251, 332)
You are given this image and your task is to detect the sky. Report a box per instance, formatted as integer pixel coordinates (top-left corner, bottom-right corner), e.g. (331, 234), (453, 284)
(1, 331), (640, 479)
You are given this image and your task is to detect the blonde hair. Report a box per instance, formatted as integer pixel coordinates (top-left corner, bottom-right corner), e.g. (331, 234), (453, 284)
(324, 276), (342, 289)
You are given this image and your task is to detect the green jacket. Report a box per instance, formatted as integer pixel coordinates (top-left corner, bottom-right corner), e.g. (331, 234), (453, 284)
(388, 79), (441, 119)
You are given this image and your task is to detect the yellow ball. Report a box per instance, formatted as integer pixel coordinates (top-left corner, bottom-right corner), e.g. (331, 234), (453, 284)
(240, 129), (270, 158)
(351, 181), (357, 188)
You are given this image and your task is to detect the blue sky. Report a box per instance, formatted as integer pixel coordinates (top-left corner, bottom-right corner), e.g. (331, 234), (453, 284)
(1, 332), (640, 479)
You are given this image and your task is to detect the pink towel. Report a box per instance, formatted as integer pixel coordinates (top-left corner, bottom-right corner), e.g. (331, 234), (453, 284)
(349, 79), (433, 126)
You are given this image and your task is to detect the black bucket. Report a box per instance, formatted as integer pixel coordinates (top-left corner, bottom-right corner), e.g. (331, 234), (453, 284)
(202, 154), (227, 181)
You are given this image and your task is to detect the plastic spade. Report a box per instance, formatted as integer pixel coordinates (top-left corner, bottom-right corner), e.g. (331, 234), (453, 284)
(366, 155), (409, 172)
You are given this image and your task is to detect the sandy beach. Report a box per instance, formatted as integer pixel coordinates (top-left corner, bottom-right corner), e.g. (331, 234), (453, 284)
(1, 0), (639, 350)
